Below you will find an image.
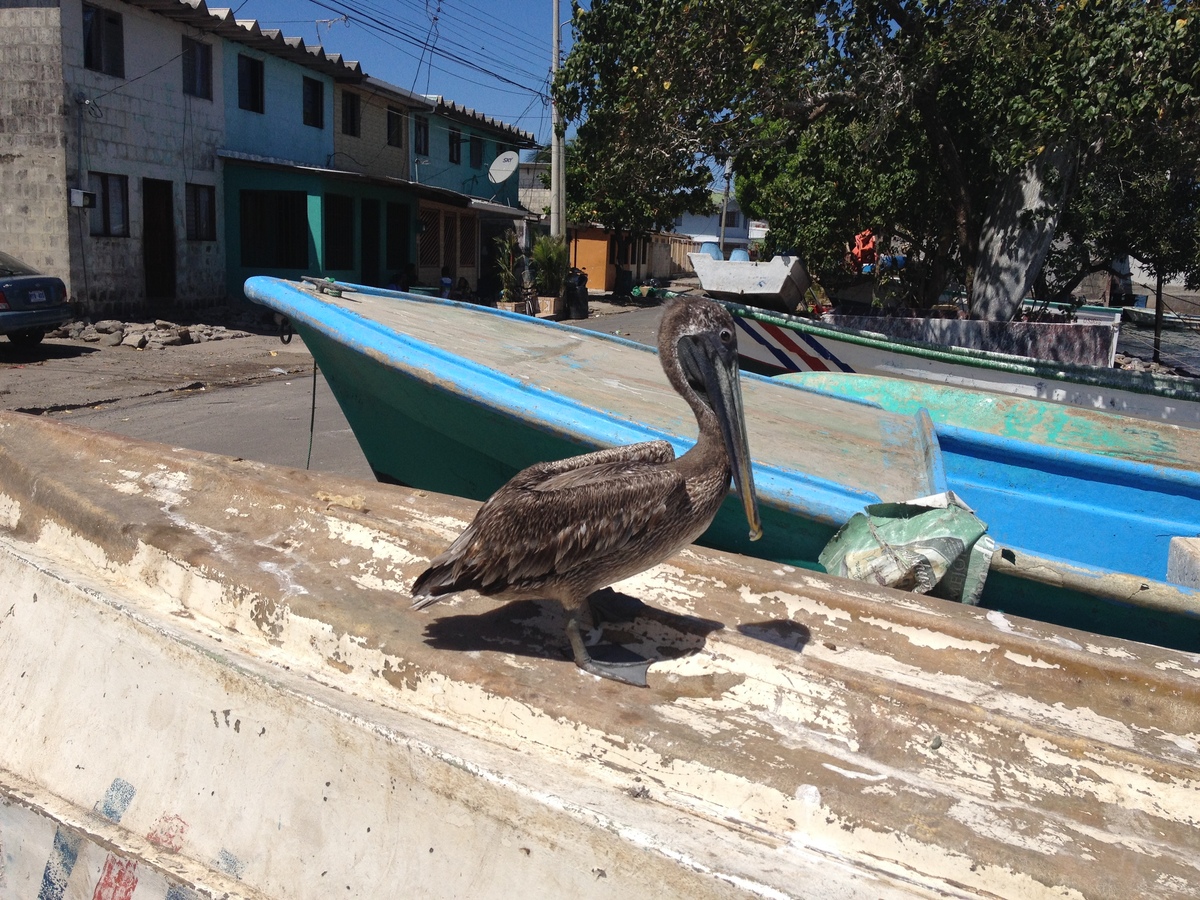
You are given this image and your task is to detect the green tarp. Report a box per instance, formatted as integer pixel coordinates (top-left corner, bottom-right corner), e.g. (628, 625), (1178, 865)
(819, 492), (995, 605)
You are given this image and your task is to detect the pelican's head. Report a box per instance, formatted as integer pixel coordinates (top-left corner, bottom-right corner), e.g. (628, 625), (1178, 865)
(659, 296), (763, 541)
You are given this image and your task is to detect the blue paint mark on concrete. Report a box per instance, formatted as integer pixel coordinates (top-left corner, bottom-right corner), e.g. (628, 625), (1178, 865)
(216, 848), (246, 879)
(166, 886), (200, 900)
(37, 828), (81, 900)
(96, 778), (136, 823)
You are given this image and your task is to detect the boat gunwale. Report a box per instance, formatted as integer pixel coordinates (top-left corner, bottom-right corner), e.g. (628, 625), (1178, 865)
(247, 277), (1200, 618)
(724, 300), (1200, 400)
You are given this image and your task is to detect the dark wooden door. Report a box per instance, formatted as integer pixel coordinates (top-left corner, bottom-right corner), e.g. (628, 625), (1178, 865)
(142, 179), (176, 304)
(360, 199), (381, 287)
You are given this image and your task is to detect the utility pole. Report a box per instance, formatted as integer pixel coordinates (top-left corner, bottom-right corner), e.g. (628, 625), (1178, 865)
(718, 159), (732, 257)
(549, 0), (566, 239)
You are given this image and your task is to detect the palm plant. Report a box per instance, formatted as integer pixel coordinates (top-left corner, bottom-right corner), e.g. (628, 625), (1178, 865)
(532, 234), (569, 298)
(493, 229), (521, 301)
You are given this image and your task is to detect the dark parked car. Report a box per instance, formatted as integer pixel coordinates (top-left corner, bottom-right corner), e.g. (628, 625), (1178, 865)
(0, 250), (72, 347)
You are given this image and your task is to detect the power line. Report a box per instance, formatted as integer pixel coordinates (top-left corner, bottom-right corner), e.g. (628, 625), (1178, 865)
(245, 0), (558, 141)
(308, 0), (549, 96)
(343, 0), (550, 70)
(395, 0), (549, 64)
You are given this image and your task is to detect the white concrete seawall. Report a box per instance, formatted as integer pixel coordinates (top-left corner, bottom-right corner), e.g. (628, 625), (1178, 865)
(2, 411), (1199, 898)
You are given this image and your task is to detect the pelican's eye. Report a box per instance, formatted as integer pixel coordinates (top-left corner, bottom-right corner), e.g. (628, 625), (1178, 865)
(719, 327), (734, 346)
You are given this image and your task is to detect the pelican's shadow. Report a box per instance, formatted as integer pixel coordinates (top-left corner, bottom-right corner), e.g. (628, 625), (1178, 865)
(421, 587), (724, 665)
(737, 619), (812, 653)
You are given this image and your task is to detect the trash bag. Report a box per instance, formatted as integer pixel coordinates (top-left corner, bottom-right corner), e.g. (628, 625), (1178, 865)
(564, 267), (589, 319)
(818, 491), (995, 605)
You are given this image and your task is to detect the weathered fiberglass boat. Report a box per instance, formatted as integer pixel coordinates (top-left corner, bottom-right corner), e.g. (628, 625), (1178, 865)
(243, 277), (1200, 653)
(692, 256), (1123, 367)
(2, 411), (1199, 899)
(1123, 303), (1200, 330)
(687, 250), (812, 313)
(724, 300), (1200, 427)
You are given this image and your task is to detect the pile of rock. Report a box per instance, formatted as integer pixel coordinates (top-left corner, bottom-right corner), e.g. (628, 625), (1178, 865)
(49, 319), (254, 350)
(1114, 352), (1198, 378)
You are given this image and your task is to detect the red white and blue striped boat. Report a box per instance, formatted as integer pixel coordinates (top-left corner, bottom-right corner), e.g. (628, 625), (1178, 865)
(724, 300), (1200, 428)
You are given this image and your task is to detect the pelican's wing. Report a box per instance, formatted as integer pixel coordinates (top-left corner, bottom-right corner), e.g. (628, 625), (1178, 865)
(517, 440), (675, 483)
(412, 441), (684, 602)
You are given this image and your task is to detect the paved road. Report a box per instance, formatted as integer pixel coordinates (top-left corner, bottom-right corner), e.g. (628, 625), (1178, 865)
(59, 367), (378, 482)
(573, 304), (664, 347)
(1, 330), (373, 481)
(3, 303), (665, 484)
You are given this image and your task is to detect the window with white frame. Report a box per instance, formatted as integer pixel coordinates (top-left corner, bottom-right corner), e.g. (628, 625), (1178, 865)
(83, 4), (124, 78)
(185, 183), (216, 241)
(182, 37), (212, 100)
(88, 172), (129, 237)
(302, 77), (324, 128)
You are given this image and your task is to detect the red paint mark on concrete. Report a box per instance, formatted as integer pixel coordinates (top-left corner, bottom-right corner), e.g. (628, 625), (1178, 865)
(145, 814), (190, 853)
(92, 856), (138, 900)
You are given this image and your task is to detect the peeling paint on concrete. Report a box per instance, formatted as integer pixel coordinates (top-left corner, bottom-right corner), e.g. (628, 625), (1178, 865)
(1085, 643), (1137, 659)
(3, 412), (1200, 899)
(1002, 650), (1060, 669)
(861, 616), (1000, 653)
(0, 493), (18, 531)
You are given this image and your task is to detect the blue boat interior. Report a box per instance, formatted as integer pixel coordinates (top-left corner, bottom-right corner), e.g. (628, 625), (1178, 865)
(917, 418), (1200, 584)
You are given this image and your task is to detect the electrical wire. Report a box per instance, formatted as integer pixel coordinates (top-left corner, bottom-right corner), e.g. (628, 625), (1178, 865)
(335, 0), (549, 76)
(308, 0), (548, 95)
(237, 0), (561, 141)
(237, 0), (558, 140)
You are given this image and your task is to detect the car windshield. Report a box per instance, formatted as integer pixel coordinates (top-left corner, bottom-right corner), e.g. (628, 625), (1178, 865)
(0, 250), (39, 278)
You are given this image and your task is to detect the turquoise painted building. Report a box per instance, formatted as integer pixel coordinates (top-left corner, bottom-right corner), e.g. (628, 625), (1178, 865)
(406, 96), (535, 295)
(221, 72), (535, 300)
(222, 48), (334, 166)
(412, 97), (525, 208)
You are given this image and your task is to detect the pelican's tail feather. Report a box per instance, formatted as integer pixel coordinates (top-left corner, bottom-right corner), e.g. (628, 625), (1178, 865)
(410, 563), (455, 610)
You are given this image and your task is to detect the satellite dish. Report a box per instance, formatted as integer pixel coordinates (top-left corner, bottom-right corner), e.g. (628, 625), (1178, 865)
(488, 150), (520, 184)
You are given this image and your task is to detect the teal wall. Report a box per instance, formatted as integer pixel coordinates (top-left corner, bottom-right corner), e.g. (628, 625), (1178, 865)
(223, 49), (333, 166)
(224, 163), (418, 300)
(418, 112), (522, 207)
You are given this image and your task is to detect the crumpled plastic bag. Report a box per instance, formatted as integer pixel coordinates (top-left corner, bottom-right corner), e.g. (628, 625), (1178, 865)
(818, 491), (995, 605)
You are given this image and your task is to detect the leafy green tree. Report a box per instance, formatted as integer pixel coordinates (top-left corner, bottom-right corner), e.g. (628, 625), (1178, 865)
(557, 0), (1200, 316)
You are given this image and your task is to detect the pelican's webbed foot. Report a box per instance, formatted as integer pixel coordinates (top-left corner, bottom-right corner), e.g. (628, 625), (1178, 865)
(566, 618), (652, 688)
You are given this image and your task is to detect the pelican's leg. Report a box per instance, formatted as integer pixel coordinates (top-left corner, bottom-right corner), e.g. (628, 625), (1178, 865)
(565, 617), (652, 688)
(586, 587), (649, 625)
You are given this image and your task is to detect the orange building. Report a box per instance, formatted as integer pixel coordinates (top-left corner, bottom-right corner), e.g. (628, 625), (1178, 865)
(567, 227), (691, 292)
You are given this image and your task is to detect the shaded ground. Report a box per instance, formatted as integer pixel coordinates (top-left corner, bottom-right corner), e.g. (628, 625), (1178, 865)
(0, 289), (671, 417)
(0, 331), (314, 415)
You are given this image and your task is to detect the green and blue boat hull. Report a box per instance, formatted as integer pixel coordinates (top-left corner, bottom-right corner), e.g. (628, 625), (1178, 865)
(247, 277), (1200, 652)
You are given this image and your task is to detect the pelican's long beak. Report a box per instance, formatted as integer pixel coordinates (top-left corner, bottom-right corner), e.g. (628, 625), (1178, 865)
(695, 334), (764, 541)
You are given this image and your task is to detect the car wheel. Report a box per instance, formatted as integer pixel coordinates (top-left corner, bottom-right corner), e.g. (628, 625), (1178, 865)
(7, 329), (45, 347)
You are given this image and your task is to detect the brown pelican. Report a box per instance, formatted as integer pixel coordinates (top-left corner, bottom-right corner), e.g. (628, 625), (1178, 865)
(411, 296), (762, 686)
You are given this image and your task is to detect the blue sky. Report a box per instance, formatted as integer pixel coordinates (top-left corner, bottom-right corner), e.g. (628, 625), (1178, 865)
(233, 0), (578, 147)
